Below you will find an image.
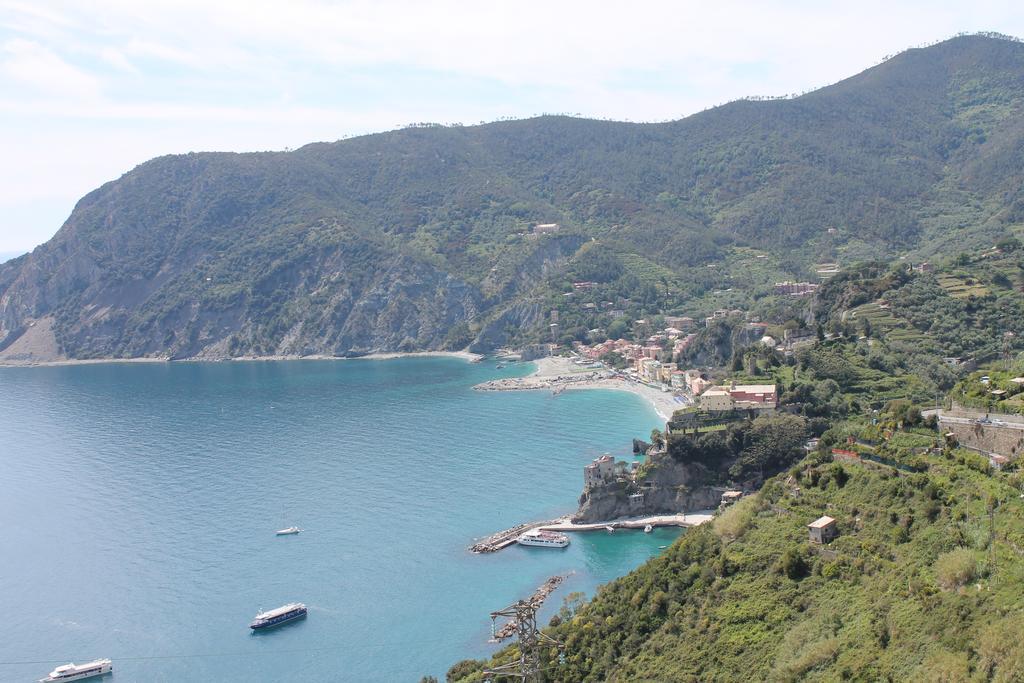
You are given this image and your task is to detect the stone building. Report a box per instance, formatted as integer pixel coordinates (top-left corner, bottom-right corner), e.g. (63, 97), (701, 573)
(808, 515), (838, 544)
(583, 454), (616, 490)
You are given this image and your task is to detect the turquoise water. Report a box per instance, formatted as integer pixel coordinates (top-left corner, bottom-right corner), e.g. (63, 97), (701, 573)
(0, 358), (673, 682)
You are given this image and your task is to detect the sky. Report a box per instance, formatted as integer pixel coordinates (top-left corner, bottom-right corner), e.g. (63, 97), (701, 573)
(1, 1), (1023, 255)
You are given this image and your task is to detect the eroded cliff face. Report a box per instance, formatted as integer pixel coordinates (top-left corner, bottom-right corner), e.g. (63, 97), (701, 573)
(0, 232), (488, 361)
(573, 450), (725, 523)
(0, 152), (585, 362)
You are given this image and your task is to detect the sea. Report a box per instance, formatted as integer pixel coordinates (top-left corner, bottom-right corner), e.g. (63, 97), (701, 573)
(0, 357), (675, 682)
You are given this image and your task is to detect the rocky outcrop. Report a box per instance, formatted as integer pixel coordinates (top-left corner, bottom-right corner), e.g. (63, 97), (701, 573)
(468, 300), (543, 353)
(573, 451), (725, 523)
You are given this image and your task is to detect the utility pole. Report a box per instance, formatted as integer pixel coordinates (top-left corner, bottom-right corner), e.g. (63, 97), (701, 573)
(483, 600), (541, 681)
(483, 599), (563, 682)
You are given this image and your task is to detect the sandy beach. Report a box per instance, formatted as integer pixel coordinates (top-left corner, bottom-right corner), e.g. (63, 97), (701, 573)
(475, 356), (686, 422)
(355, 350), (483, 362)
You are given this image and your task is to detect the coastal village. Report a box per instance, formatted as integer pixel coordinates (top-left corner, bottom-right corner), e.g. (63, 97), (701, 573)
(469, 312), (796, 551)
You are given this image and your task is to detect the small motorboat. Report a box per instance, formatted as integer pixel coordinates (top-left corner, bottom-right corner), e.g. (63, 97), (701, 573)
(276, 526), (301, 536)
(659, 545), (668, 549)
(605, 525), (615, 533)
(644, 524), (653, 533)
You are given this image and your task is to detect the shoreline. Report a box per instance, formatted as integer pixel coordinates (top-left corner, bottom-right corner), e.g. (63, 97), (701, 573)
(476, 356), (684, 422)
(0, 349), (483, 368)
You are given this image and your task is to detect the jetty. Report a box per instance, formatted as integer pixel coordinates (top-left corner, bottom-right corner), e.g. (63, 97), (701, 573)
(541, 512), (715, 532)
(470, 519), (564, 553)
(491, 574), (569, 642)
(470, 512), (714, 553)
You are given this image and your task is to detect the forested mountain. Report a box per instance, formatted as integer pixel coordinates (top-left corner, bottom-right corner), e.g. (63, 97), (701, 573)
(3, 34), (1024, 361)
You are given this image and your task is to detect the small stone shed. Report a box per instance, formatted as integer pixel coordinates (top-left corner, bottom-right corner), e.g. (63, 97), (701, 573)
(808, 515), (838, 544)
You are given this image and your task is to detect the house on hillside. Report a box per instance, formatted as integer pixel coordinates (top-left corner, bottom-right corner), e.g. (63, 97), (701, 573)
(808, 516), (838, 544)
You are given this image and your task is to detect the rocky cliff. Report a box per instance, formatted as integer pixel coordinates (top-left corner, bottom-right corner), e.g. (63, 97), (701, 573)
(574, 449), (725, 523)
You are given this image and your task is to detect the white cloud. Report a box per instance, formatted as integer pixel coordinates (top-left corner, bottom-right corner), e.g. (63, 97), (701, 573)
(98, 46), (137, 73)
(0, 37), (101, 99)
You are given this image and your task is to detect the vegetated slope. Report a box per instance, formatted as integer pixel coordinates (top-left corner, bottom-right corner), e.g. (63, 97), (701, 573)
(450, 436), (1024, 682)
(4, 34), (1024, 361)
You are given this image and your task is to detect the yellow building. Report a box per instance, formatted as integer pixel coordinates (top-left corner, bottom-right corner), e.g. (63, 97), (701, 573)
(700, 387), (733, 411)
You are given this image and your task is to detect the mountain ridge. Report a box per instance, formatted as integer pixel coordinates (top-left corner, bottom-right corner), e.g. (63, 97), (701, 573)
(3, 33), (1024, 362)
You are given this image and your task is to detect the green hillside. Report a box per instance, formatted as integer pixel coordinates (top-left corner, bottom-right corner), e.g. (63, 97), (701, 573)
(450, 423), (1024, 682)
(4, 34), (1024, 360)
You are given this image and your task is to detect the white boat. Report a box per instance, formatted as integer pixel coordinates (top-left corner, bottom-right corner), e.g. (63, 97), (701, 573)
(644, 524), (653, 533)
(40, 659), (112, 682)
(250, 602), (308, 629)
(276, 526), (301, 535)
(517, 529), (570, 548)
(605, 525), (615, 533)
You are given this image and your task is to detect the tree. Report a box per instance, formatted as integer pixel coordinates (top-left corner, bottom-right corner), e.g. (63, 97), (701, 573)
(607, 318), (629, 340)
(780, 547), (809, 580)
(729, 414), (809, 482)
(558, 591), (587, 622)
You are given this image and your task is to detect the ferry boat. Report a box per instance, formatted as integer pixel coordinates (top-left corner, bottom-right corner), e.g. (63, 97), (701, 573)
(249, 602), (308, 630)
(40, 659), (112, 682)
(275, 526), (301, 535)
(516, 529), (570, 548)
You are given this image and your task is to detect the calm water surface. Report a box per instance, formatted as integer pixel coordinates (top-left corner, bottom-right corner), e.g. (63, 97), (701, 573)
(0, 358), (674, 681)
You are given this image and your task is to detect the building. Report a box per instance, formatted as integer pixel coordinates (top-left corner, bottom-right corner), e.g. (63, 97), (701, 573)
(521, 343), (556, 361)
(583, 454), (616, 489)
(720, 490), (743, 509)
(774, 281), (820, 296)
(685, 369), (711, 396)
(729, 382), (778, 408)
(664, 316), (696, 331)
(533, 222), (560, 234)
(816, 263), (841, 279)
(705, 309), (731, 327)
(808, 516), (838, 544)
(699, 382), (778, 411)
(638, 358), (662, 382)
(700, 387), (734, 411)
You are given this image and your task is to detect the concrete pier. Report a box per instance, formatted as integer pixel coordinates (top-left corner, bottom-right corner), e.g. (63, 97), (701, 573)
(469, 512), (714, 553)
